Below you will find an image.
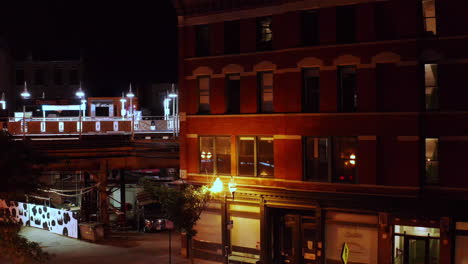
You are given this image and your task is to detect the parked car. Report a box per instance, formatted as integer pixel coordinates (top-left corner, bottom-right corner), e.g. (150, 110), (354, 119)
(138, 203), (172, 232)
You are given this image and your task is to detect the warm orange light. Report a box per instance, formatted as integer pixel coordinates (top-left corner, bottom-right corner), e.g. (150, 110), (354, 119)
(350, 154), (356, 160)
(206, 152), (212, 159)
(201, 151), (206, 159)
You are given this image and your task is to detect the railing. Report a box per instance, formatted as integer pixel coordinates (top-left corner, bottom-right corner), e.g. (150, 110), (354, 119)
(0, 115), (180, 137)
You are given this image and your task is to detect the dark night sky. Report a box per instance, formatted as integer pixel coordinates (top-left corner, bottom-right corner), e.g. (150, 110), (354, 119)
(0, 1), (178, 96)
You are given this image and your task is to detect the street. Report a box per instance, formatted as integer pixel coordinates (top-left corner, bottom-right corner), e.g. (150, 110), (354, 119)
(6, 227), (189, 264)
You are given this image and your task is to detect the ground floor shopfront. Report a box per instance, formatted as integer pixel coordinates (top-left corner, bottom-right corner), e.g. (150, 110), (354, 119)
(183, 187), (468, 264)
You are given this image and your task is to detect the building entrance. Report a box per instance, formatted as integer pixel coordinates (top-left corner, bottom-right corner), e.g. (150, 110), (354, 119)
(270, 208), (321, 264)
(393, 225), (440, 264)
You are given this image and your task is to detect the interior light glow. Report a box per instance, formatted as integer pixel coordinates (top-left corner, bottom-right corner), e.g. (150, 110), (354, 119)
(210, 177), (223, 193)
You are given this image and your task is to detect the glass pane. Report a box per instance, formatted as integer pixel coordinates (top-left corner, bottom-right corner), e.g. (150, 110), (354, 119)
(423, 0), (436, 18)
(305, 137), (328, 181)
(258, 137), (274, 177)
(425, 64), (438, 110)
(455, 235), (468, 264)
(239, 137), (255, 176)
(425, 64), (438, 87)
(199, 77), (210, 113)
(257, 17), (272, 50)
(408, 239), (427, 264)
(215, 137), (231, 175)
(333, 137), (358, 183)
(395, 225), (440, 237)
(429, 239), (440, 264)
(200, 136), (214, 174)
(261, 72), (274, 112)
(394, 235), (405, 264)
(303, 68), (320, 113)
(425, 138), (439, 184)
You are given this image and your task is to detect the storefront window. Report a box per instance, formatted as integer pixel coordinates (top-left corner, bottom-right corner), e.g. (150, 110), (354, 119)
(200, 136), (214, 174)
(325, 212), (378, 264)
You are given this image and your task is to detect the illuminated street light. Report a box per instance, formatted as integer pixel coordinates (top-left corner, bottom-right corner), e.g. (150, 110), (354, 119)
(21, 82), (30, 99)
(20, 82), (30, 140)
(76, 85), (86, 139)
(210, 177), (223, 194)
(0, 92), (6, 110)
(120, 92), (127, 118)
(126, 83), (135, 116)
(75, 85), (85, 98)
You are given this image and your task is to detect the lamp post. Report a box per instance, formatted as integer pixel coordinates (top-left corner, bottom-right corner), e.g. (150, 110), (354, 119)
(168, 84), (178, 136)
(76, 85), (85, 139)
(209, 176), (237, 263)
(20, 82), (30, 140)
(127, 84), (135, 140)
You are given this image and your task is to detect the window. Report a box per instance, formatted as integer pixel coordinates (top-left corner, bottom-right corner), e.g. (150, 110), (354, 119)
(224, 20), (240, 54)
(338, 66), (358, 112)
(302, 68), (320, 112)
(425, 64), (438, 110)
(35, 69), (45, 85)
(198, 76), (210, 114)
(226, 74), (240, 114)
(258, 71), (274, 113)
(69, 69), (79, 84)
(333, 137), (358, 183)
(199, 136), (231, 175)
(238, 136), (274, 177)
(15, 69), (24, 85)
(301, 10), (319, 46)
(256, 17), (272, 51)
(336, 5), (356, 43)
(54, 68), (62, 85)
(196, 24), (210, 57)
(393, 225), (440, 264)
(425, 138), (439, 185)
(422, 0), (437, 36)
(304, 137), (329, 182)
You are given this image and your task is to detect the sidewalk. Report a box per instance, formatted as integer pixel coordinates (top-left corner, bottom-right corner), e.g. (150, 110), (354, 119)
(17, 227), (189, 264)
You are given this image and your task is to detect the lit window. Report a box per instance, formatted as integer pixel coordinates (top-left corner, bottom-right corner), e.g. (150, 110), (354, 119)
(425, 138), (439, 185)
(200, 136), (231, 175)
(258, 72), (273, 113)
(422, 0), (437, 36)
(198, 76), (210, 114)
(238, 136), (274, 177)
(333, 137), (358, 183)
(425, 64), (439, 110)
(256, 17), (272, 51)
(394, 225), (440, 263)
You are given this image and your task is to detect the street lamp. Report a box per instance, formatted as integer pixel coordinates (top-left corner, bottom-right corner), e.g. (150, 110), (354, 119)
(126, 83), (135, 117)
(120, 92), (127, 119)
(76, 85), (85, 139)
(168, 84), (178, 136)
(0, 92), (6, 110)
(20, 82), (30, 140)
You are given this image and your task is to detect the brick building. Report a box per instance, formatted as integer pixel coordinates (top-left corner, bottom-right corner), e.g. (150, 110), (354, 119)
(173, 0), (468, 263)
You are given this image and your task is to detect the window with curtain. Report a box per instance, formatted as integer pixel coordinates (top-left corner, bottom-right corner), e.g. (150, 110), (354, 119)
(425, 64), (439, 110)
(422, 0), (437, 36)
(256, 17), (272, 51)
(198, 76), (211, 114)
(258, 71), (274, 113)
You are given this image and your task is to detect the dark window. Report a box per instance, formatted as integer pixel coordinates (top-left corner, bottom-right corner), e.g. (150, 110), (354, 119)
(301, 10), (319, 46)
(302, 68), (320, 112)
(35, 69), (45, 85)
(226, 74), (240, 114)
(258, 71), (274, 113)
(338, 66), (357, 112)
(238, 136), (274, 177)
(304, 137), (329, 181)
(256, 17), (272, 51)
(15, 69), (24, 85)
(336, 5), (356, 43)
(199, 136), (231, 175)
(422, 0), (437, 36)
(425, 64), (438, 110)
(69, 69), (79, 84)
(224, 20), (240, 54)
(54, 68), (62, 85)
(425, 138), (439, 185)
(332, 137), (358, 183)
(198, 76), (210, 113)
(196, 25), (210, 57)
(96, 107), (109, 117)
